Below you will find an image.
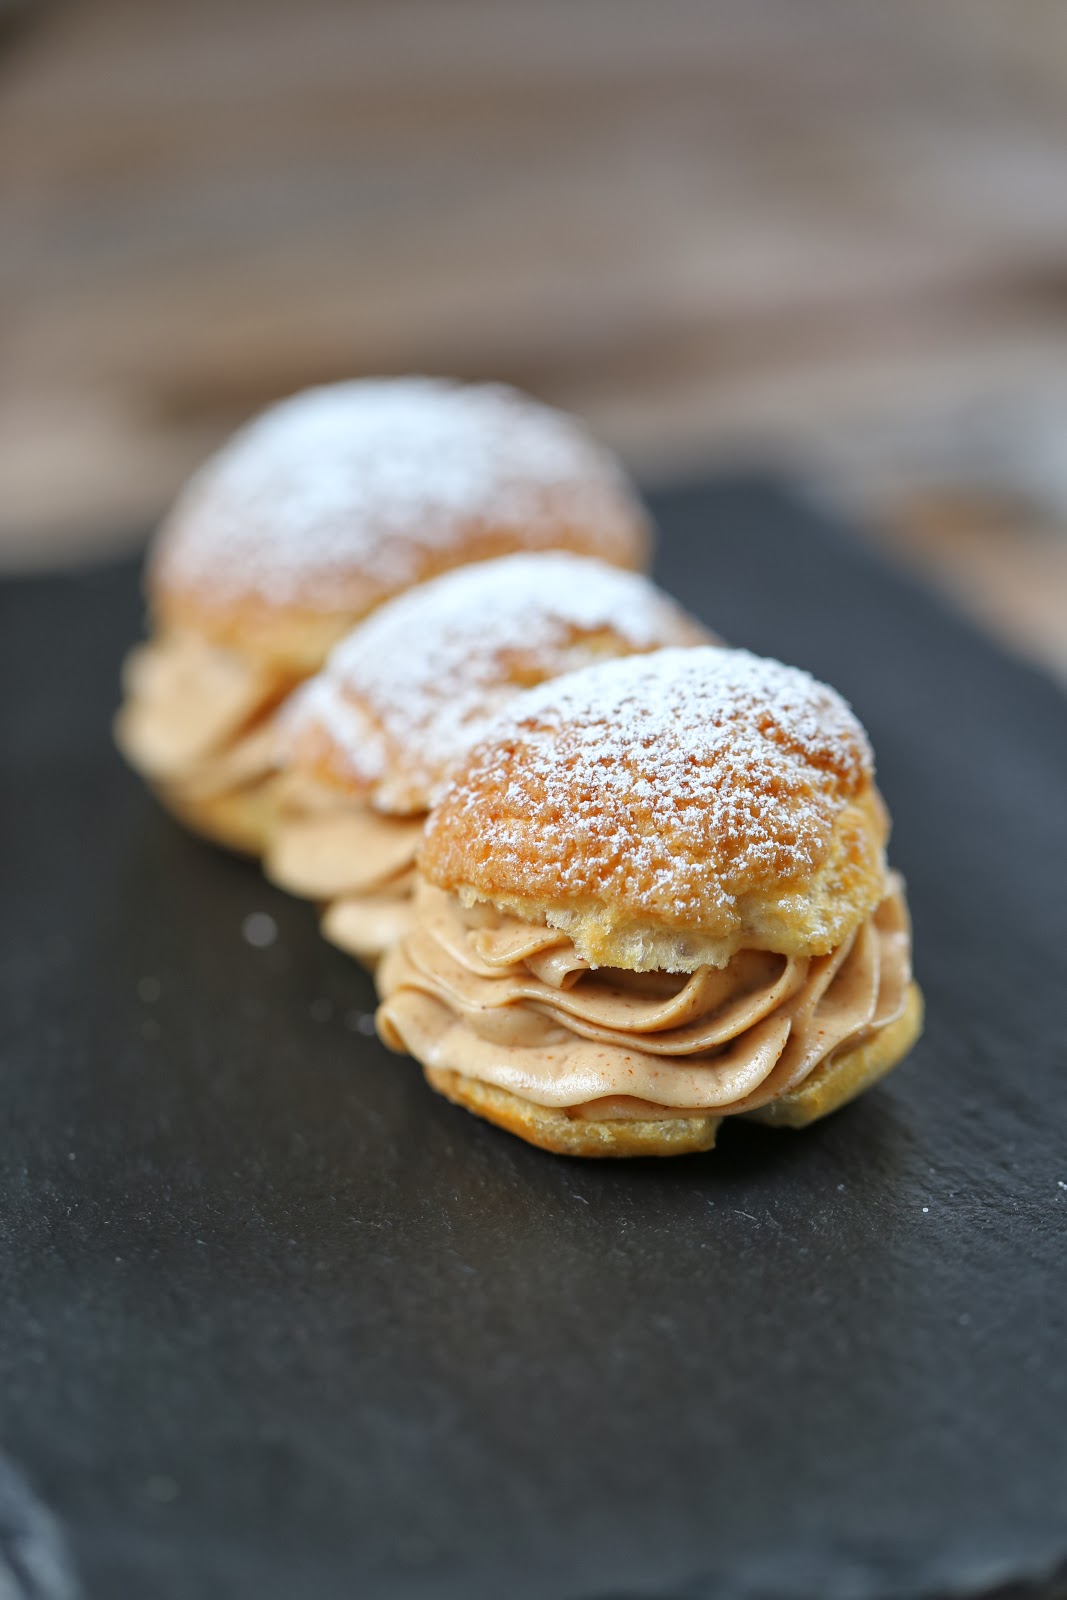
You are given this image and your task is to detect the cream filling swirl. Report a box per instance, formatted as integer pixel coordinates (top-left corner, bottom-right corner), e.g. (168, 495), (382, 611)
(377, 876), (911, 1119)
(266, 786), (424, 964)
(115, 632), (287, 800)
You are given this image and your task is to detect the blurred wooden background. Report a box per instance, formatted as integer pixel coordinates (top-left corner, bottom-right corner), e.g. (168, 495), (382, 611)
(3, 0), (1067, 679)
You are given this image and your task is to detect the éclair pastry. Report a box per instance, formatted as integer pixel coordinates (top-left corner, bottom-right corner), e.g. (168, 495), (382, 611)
(266, 552), (713, 967)
(377, 647), (923, 1157)
(114, 378), (651, 853)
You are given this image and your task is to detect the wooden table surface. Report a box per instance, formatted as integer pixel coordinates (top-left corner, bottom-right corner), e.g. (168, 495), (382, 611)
(3, 0), (1067, 681)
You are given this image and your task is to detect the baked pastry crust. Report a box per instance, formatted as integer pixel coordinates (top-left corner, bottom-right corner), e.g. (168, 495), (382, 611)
(149, 378), (651, 668)
(422, 647), (888, 972)
(282, 552), (714, 816)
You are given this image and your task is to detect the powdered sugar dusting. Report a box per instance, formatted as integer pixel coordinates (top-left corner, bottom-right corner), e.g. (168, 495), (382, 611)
(288, 553), (708, 809)
(425, 646), (875, 922)
(153, 378), (645, 610)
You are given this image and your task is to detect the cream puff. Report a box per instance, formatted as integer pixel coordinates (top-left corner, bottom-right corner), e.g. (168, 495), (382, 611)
(115, 378), (651, 853)
(266, 552), (714, 967)
(377, 647), (923, 1157)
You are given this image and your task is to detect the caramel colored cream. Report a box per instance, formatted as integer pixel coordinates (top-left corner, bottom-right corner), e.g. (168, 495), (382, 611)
(266, 789), (424, 964)
(376, 877), (911, 1120)
(116, 631), (287, 800)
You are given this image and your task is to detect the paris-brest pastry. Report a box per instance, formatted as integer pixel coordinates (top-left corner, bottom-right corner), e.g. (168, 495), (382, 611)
(377, 647), (923, 1157)
(266, 552), (713, 967)
(115, 378), (651, 853)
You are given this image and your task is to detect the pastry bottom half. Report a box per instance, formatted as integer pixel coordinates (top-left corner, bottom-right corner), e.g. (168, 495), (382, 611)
(423, 1067), (722, 1157)
(417, 982), (923, 1159)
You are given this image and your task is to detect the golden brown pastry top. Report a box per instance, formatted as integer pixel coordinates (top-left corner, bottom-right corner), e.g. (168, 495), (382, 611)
(282, 553), (713, 815)
(421, 646), (889, 972)
(148, 379), (651, 671)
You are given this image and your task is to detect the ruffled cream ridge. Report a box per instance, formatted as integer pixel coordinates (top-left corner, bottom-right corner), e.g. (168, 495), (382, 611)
(115, 631), (288, 800)
(265, 784), (424, 964)
(376, 876), (911, 1119)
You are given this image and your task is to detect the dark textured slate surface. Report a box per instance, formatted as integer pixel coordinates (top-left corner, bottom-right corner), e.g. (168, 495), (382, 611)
(1, 480), (1065, 1600)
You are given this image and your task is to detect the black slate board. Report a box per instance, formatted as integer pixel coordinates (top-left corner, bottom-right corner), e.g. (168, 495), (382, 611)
(1, 480), (1066, 1600)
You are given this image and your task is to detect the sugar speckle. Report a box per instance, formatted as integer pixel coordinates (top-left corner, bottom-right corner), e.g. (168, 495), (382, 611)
(287, 552), (708, 809)
(426, 647), (875, 925)
(154, 379), (644, 609)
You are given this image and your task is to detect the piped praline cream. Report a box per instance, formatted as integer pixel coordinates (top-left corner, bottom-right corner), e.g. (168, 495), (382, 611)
(114, 631), (293, 851)
(377, 875), (912, 1120)
(267, 772), (424, 963)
